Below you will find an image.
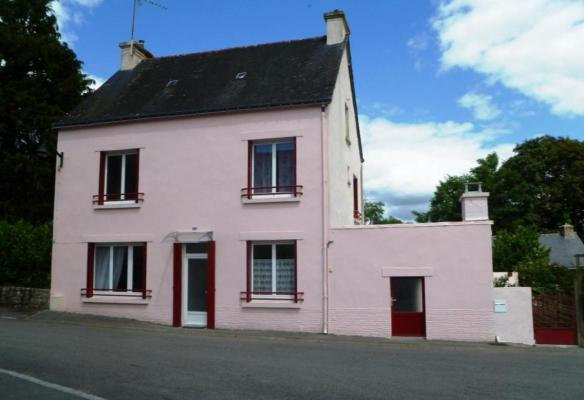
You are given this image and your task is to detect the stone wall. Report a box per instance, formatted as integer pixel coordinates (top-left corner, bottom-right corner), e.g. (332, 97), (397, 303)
(0, 286), (50, 309)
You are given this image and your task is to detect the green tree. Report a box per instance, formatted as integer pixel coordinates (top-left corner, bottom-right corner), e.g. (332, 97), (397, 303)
(493, 225), (573, 294)
(492, 136), (584, 235)
(0, 0), (92, 223)
(413, 174), (472, 223)
(493, 225), (549, 272)
(364, 200), (402, 224)
(412, 153), (499, 223)
(0, 220), (52, 288)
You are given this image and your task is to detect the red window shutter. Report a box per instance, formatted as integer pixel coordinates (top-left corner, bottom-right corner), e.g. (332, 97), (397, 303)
(86, 243), (95, 298)
(207, 240), (216, 329)
(247, 142), (252, 199)
(246, 241), (251, 302)
(141, 242), (147, 299)
(294, 241), (298, 303)
(135, 148), (140, 203)
(172, 243), (182, 327)
(353, 176), (359, 214)
(98, 152), (106, 204)
(293, 137), (297, 196)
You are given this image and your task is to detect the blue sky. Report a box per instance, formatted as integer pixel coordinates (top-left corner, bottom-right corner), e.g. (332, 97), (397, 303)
(50, 0), (584, 220)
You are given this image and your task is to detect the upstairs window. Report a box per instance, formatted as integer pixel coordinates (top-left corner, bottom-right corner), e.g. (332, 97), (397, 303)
(245, 139), (300, 198)
(96, 149), (141, 204)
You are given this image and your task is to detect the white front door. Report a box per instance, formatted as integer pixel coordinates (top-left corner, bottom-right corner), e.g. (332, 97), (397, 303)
(183, 249), (208, 327)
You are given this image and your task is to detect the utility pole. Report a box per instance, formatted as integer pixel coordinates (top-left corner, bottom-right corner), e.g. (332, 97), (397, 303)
(575, 254), (584, 348)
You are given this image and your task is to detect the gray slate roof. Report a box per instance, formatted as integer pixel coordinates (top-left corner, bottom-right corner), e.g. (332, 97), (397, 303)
(539, 233), (584, 268)
(55, 36), (345, 128)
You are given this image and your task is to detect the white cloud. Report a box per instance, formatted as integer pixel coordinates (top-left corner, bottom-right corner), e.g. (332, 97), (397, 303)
(360, 114), (515, 201)
(407, 33), (429, 51)
(49, 0), (103, 46)
(434, 0), (584, 117)
(458, 92), (501, 120)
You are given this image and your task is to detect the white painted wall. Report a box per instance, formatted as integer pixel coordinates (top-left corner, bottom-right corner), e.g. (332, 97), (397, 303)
(327, 46), (363, 226)
(493, 287), (535, 345)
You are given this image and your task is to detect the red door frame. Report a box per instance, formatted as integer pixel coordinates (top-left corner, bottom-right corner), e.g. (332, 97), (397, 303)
(172, 241), (215, 329)
(390, 277), (426, 337)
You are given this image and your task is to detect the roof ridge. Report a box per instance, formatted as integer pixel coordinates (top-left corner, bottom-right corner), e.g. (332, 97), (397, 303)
(147, 35), (328, 61)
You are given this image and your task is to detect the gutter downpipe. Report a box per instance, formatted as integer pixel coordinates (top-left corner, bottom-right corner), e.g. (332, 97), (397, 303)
(321, 104), (329, 335)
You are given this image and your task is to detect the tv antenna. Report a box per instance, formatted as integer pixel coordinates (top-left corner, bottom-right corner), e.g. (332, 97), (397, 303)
(130, 0), (167, 44)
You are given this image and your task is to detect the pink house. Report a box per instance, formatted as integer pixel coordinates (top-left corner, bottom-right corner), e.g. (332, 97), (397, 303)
(51, 10), (495, 341)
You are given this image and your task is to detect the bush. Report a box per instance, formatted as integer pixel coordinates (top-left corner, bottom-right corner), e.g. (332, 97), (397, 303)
(0, 221), (52, 288)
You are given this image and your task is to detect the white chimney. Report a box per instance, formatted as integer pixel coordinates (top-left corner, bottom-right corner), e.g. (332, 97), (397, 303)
(559, 224), (575, 238)
(119, 40), (153, 71)
(324, 10), (350, 45)
(460, 183), (490, 221)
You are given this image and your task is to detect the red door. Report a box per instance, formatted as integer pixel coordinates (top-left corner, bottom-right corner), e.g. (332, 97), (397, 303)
(533, 293), (577, 345)
(391, 277), (426, 337)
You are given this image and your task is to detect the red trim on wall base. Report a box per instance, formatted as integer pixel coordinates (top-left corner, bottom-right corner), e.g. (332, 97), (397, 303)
(207, 241), (216, 329)
(172, 243), (182, 327)
(86, 243), (95, 298)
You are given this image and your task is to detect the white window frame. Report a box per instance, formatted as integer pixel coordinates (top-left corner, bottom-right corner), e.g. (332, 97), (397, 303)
(250, 241), (295, 299)
(93, 243), (142, 295)
(251, 139), (295, 199)
(104, 150), (137, 204)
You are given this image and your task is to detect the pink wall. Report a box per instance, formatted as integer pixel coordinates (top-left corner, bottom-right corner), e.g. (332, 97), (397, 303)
(51, 107), (325, 331)
(328, 222), (495, 341)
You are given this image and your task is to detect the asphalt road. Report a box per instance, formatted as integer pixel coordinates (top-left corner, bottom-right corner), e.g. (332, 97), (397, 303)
(0, 311), (583, 400)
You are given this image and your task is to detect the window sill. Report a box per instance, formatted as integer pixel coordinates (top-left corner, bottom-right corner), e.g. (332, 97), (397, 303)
(93, 202), (142, 210)
(242, 196), (301, 204)
(240, 300), (302, 309)
(82, 296), (149, 305)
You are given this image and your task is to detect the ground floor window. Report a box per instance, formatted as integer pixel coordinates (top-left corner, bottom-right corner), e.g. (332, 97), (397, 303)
(93, 244), (146, 292)
(245, 241), (299, 301)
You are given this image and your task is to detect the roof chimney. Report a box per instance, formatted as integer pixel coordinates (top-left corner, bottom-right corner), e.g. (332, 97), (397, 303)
(560, 224), (575, 238)
(324, 9), (350, 45)
(119, 40), (153, 70)
(459, 183), (490, 222)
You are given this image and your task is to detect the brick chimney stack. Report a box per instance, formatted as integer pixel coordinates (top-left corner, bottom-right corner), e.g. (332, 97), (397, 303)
(324, 10), (350, 45)
(119, 40), (153, 71)
(560, 224), (575, 238)
(459, 183), (490, 221)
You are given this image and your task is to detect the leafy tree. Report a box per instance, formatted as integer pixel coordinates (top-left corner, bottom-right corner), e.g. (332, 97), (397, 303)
(493, 225), (549, 272)
(0, 0), (92, 223)
(413, 152), (499, 223)
(470, 152), (498, 191)
(492, 136), (584, 236)
(493, 225), (573, 294)
(0, 220), (52, 288)
(364, 200), (402, 224)
(413, 174), (472, 223)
